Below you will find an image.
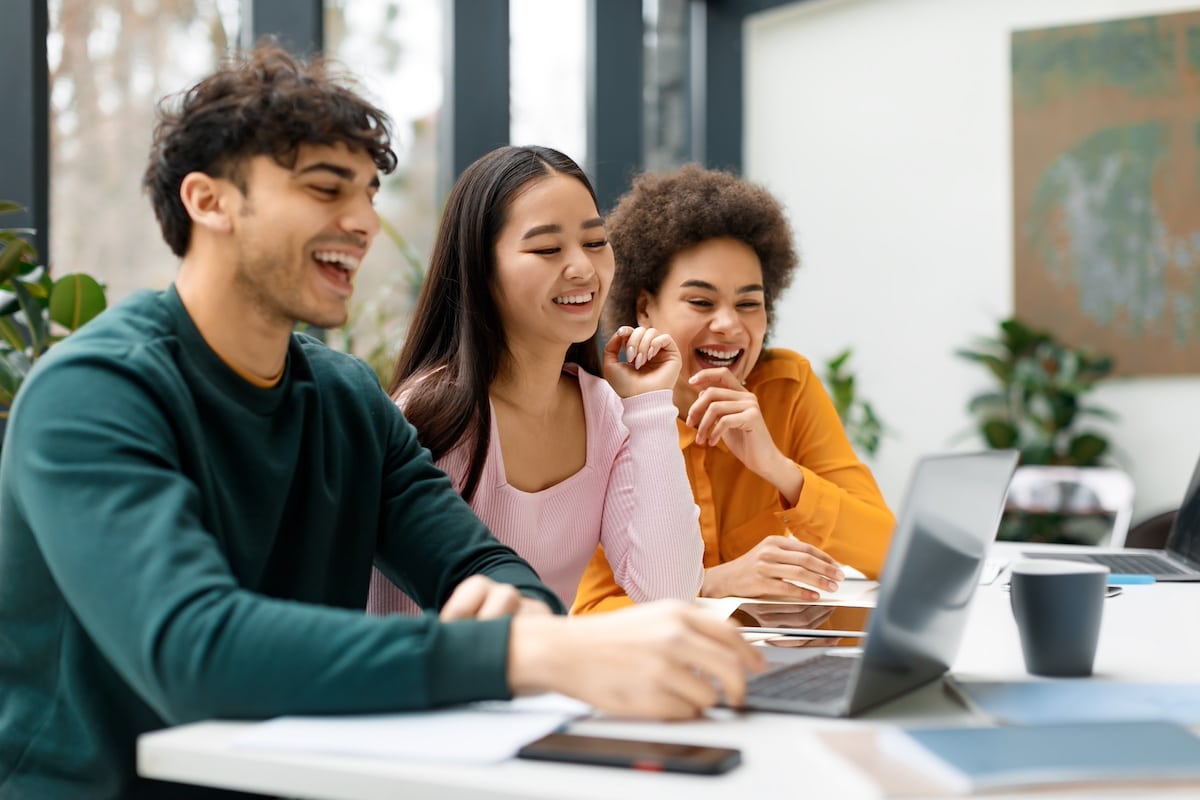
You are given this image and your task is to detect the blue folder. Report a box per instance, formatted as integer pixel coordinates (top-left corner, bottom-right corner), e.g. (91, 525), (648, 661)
(946, 678), (1200, 725)
(890, 721), (1200, 792)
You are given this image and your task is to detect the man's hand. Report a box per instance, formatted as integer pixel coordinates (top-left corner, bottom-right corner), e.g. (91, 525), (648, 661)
(439, 575), (552, 621)
(700, 535), (844, 601)
(602, 326), (682, 398)
(507, 601), (766, 720)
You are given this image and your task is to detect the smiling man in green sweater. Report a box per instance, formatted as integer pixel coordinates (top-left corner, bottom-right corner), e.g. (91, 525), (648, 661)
(0, 45), (760, 799)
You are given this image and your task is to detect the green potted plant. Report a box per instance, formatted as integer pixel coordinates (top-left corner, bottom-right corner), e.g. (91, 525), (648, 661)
(824, 348), (887, 459)
(956, 317), (1116, 466)
(957, 317), (1120, 544)
(0, 201), (108, 429)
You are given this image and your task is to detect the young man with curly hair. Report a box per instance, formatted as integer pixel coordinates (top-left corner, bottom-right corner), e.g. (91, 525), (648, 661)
(0, 49), (759, 799)
(573, 165), (896, 614)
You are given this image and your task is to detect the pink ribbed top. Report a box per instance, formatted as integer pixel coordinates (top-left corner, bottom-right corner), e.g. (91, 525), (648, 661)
(367, 365), (702, 613)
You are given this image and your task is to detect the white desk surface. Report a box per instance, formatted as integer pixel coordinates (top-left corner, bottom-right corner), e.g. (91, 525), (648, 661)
(137, 543), (1200, 799)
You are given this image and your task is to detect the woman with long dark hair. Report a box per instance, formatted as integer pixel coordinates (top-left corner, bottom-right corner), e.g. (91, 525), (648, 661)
(367, 145), (702, 614)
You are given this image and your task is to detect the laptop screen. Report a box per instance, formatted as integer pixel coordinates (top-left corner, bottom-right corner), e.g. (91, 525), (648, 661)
(847, 451), (1019, 714)
(1166, 451), (1200, 566)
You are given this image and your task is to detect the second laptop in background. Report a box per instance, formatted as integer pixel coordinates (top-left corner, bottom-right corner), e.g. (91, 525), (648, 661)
(1023, 448), (1200, 580)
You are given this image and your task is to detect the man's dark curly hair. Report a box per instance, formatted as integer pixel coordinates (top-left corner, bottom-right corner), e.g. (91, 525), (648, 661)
(603, 164), (798, 340)
(143, 43), (398, 257)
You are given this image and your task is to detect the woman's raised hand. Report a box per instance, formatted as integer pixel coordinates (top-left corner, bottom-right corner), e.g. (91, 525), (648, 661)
(685, 368), (783, 476)
(602, 326), (682, 398)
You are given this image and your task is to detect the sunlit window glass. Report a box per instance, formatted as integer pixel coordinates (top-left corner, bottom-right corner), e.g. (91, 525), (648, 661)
(510, 0), (586, 166)
(48, 0), (240, 302)
(325, 0), (441, 383)
(643, 0), (691, 171)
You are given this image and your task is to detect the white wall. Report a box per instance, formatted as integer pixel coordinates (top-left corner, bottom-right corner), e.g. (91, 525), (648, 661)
(744, 0), (1200, 521)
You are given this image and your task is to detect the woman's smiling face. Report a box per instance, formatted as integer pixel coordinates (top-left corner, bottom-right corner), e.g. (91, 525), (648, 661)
(637, 236), (768, 388)
(491, 173), (613, 354)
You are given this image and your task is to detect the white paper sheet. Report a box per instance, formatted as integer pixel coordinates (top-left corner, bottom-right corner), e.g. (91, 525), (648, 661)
(783, 578), (880, 604)
(231, 694), (590, 764)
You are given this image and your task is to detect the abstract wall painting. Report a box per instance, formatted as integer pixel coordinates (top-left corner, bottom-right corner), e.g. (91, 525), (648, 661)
(1012, 10), (1200, 376)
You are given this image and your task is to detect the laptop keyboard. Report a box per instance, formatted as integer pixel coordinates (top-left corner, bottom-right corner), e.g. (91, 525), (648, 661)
(1024, 551), (1188, 576)
(747, 654), (857, 703)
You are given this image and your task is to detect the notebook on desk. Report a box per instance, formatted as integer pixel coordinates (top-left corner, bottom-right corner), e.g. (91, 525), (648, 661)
(739, 450), (1019, 717)
(883, 721), (1200, 794)
(1022, 449), (1200, 580)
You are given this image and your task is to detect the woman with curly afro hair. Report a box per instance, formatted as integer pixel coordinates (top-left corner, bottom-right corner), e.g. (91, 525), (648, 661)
(573, 165), (895, 614)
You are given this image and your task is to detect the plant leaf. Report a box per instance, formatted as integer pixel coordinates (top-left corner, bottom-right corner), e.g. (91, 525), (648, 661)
(1067, 433), (1108, 466)
(1047, 393), (1079, 429)
(831, 384), (853, 420)
(18, 276), (48, 300)
(49, 273), (107, 330)
(0, 349), (32, 406)
(0, 239), (34, 285)
(967, 391), (1007, 414)
(827, 349), (851, 372)
(0, 317), (27, 351)
(982, 419), (1018, 448)
(0, 368), (19, 405)
(0, 288), (20, 317)
(1077, 405), (1119, 421)
(0, 228), (37, 241)
(0, 201), (26, 215)
(1000, 317), (1048, 355)
(958, 351), (1012, 383)
(10, 280), (47, 356)
(1020, 442), (1053, 465)
(1080, 355), (1115, 378)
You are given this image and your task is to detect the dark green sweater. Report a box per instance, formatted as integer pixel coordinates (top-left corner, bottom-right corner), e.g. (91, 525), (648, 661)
(0, 286), (562, 799)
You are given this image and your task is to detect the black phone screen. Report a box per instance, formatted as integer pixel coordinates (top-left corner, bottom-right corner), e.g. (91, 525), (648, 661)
(517, 733), (742, 774)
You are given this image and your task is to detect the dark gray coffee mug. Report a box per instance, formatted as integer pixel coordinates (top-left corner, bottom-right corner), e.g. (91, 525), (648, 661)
(1009, 560), (1108, 677)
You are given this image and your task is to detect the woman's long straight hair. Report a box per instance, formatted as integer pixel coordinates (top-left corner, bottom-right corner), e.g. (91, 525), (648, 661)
(390, 145), (603, 503)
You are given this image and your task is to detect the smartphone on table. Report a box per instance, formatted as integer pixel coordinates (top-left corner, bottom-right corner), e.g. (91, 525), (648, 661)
(517, 732), (742, 775)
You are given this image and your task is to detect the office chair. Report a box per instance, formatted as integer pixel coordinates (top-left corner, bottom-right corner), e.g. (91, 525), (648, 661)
(1000, 466), (1134, 547)
(1124, 509), (1177, 550)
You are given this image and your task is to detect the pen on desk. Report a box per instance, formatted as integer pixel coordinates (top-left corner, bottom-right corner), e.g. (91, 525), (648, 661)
(1107, 574), (1156, 585)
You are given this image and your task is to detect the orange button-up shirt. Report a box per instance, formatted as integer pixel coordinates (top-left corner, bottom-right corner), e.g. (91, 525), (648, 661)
(572, 348), (896, 614)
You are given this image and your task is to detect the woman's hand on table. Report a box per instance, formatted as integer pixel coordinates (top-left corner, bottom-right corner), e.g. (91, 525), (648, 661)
(700, 535), (844, 601)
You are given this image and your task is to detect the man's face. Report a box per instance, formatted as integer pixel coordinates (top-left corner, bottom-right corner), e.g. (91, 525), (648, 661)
(229, 143), (381, 330)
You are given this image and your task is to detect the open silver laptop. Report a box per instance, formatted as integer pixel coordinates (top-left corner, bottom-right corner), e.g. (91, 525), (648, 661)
(1022, 451), (1200, 580)
(740, 450), (1019, 716)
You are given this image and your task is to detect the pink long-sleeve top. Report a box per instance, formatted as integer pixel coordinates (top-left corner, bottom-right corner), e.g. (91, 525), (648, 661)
(367, 364), (703, 613)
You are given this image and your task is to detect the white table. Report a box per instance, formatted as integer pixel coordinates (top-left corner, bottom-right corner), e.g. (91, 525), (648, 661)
(138, 543), (1200, 798)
